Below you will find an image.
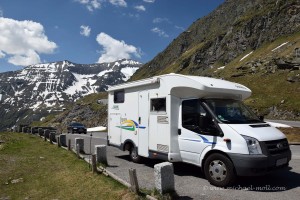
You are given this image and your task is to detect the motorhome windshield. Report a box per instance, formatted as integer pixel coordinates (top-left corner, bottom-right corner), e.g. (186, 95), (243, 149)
(204, 99), (262, 124)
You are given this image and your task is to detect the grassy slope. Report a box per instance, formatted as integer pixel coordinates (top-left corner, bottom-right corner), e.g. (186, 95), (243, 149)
(0, 132), (134, 200)
(280, 128), (300, 143)
(143, 32), (300, 119)
(218, 32), (300, 116)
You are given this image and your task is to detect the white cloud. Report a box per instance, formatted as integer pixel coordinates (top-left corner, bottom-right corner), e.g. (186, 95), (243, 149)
(153, 17), (171, 24)
(91, 0), (101, 8)
(80, 25), (91, 37)
(77, 0), (89, 3)
(0, 51), (5, 58)
(151, 27), (169, 38)
(96, 32), (141, 63)
(109, 0), (127, 7)
(76, 0), (128, 11)
(128, 13), (140, 19)
(143, 0), (155, 3)
(175, 25), (185, 31)
(76, 0), (101, 12)
(134, 5), (146, 12)
(0, 17), (57, 66)
(8, 50), (41, 66)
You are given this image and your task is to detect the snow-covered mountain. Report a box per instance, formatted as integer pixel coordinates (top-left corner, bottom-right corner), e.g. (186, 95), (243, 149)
(0, 59), (142, 130)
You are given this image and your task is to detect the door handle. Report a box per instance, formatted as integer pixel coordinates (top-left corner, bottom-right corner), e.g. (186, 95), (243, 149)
(178, 129), (181, 135)
(138, 117), (141, 124)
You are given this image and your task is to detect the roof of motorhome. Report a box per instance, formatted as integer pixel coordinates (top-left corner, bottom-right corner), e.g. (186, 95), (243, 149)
(108, 73), (252, 100)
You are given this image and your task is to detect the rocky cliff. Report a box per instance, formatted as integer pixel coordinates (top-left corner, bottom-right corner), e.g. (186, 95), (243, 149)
(131, 0), (300, 119)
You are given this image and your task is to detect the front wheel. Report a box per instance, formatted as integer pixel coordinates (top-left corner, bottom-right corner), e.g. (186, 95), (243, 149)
(129, 146), (141, 163)
(204, 153), (236, 187)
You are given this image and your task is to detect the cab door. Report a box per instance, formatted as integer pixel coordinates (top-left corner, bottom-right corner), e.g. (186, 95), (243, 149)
(178, 99), (218, 165)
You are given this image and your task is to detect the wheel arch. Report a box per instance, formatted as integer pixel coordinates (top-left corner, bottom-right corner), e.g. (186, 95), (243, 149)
(123, 139), (137, 151)
(200, 149), (235, 174)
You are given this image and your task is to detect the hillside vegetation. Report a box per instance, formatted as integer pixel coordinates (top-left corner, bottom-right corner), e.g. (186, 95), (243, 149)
(32, 0), (300, 128)
(131, 0), (300, 119)
(0, 132), (134, 199)
(32, 92), (108, 132)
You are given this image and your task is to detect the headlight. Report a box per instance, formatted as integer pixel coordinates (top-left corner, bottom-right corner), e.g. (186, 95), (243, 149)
(242, 135), (262, 155)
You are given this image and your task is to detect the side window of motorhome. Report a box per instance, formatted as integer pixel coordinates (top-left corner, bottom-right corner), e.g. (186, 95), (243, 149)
(150, 98), (166, 112)
(182, 99), (217, 135)
(114, 90), (124, 103)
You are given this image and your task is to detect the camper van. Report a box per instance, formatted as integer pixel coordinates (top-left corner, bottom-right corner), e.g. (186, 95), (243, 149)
(107, 73), (291, 187)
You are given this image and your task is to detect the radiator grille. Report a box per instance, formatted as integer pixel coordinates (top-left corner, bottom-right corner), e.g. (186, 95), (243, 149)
(263, 139), (289, 155)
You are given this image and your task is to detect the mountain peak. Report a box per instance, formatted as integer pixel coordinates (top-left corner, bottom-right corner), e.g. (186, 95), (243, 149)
(0, 59), (143, 130)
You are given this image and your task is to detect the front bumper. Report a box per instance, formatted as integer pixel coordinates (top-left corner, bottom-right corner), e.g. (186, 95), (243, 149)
(228, 150), (291, 176)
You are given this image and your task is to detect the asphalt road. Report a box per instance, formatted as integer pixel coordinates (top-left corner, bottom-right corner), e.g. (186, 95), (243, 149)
(65, 132), (300, 200)
(265, 119), (300, 128)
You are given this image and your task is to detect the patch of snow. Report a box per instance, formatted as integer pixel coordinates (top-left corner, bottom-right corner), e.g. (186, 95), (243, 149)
(240, 51), (253, 62)
(114, 62), (120, 67)
(98, 69), (113, 77)
(121, 60), (141, 65)
(272, 42), (289, 52)
(121, 67), (139, 81)
(214, 66), (226, 73)
(64, 73), (97, 97)
(29, 101), (43, 111)
(15, 89), (25, 96)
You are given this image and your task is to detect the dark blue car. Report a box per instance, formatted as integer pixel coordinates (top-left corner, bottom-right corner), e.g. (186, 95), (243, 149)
(67, 122), (87, 134)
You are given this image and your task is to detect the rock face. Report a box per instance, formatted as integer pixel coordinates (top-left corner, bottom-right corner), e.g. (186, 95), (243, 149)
(131, 0), (300, 119)
(0, 59), (142, 130)
(132, 0), (299, 78)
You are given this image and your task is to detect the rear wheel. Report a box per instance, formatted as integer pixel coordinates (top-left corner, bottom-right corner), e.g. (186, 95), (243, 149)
(129, 146), (141, 163)
(204, 153), (236, 187)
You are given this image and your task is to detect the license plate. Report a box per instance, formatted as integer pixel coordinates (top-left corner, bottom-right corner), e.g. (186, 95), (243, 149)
(276, 158), (287, 166)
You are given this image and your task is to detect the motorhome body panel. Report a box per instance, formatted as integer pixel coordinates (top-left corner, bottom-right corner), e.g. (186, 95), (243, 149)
(108, 74), (289, 178)
(108, 74), (252, 159)
(108, 82), (171, 157)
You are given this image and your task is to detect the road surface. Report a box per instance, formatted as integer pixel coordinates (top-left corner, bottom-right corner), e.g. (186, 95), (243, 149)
(64, 132), (300, 200)
(266, 119), (300, 128)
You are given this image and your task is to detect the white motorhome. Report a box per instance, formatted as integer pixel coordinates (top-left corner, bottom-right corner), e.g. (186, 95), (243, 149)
(107, 73), (291, 187)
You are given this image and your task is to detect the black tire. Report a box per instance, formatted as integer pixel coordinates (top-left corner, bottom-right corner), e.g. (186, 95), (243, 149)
(129, 146), (141, 163)
(204, 153), (236, 187)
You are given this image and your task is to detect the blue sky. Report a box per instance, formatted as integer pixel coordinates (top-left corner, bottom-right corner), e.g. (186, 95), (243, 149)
(0, 0), (224, 72)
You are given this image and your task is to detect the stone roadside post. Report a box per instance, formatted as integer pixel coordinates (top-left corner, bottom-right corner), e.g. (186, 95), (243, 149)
(154, 162), (175, 194)
(75, 138), (84, 154)
(59, 134), (67, 147)
(95, 145), (108, 165)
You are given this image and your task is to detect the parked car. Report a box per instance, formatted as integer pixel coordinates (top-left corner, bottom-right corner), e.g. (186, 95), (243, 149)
(67, 122), (87, 134)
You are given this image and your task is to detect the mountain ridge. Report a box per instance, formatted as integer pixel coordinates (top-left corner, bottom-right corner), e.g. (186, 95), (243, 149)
(0, 59), (142, 130)
(130, 0), (300, 119)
